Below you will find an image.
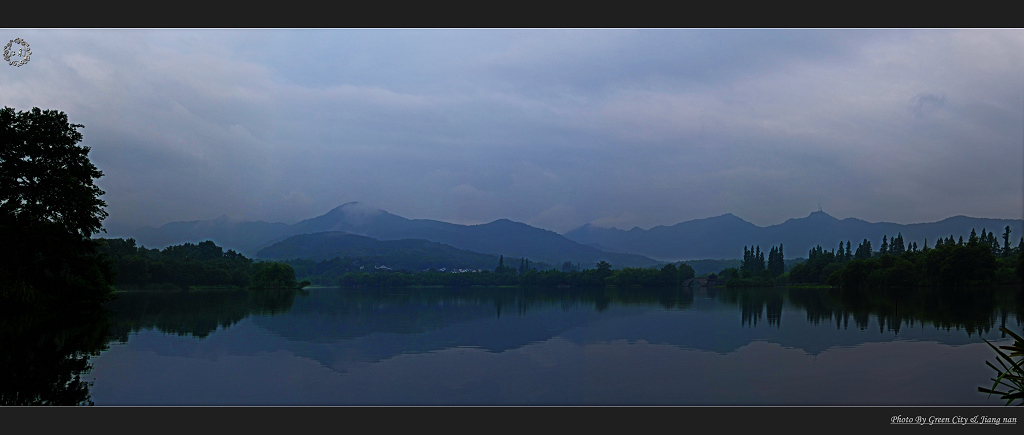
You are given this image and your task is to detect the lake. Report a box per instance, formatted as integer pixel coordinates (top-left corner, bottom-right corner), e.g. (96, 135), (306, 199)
(3, 285), (1021, 406)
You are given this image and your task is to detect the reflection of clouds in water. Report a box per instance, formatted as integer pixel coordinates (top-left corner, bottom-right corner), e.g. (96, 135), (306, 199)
(83, 288), (1022, 405)
(86, 332), (1011, 405)
(580, 339), (1009, 405)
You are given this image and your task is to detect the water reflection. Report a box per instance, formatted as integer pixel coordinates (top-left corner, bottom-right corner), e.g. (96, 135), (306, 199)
(105, 288), (306, 340)
(4, 285), (1022, 405)
(784, 285), (1023, 336)
(717, 287), (785, 327)
(0, 308), (111, 405)
(106, 286), (1022, 398)
(101, 285), (1024, 341)
(0, 288), (305, 405)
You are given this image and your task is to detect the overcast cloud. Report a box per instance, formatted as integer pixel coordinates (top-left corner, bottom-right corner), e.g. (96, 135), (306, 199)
(2, 29), (1021, 233)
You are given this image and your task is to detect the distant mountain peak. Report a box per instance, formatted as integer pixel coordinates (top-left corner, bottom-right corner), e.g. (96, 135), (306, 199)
(322, 202), (387, 219)
(704, 213), (744, 222)
(691, 213), (755, 227)
(806, 210), (836, 220)
(327, 201), (364, 212)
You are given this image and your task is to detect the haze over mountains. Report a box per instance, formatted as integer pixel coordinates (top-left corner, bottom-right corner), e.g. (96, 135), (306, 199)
(108, 202), (1023, 267)
(111, 202), (659, 268)
(256, 232), (513, 272)
(565, 211), (1024, 261)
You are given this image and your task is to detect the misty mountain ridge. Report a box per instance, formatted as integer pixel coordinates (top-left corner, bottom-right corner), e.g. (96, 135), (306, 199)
(564, 210), (1024, 261)
(115, 202), (659, 268)
(256, 231), (519, 272)
(111, 204), (1022, 265)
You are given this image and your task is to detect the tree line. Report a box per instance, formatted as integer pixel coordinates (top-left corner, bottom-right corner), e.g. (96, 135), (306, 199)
(714, 244), (787, 287)
(774, 227), (1023, 288)
(97, 238), (309, 290)
(322, 255), (697, 289)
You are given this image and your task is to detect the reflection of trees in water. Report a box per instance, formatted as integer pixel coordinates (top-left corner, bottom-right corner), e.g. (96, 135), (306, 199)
(0, 307), (111, 405)
(714, 285), (1021, 332)
(105, 289), (304, 341)
(718, 287), (784, 327)
(239, 287), (698, 339)
(104, 285), (1021, 341)
(6, 285), (1017, 405)
(310, 286), (695, 319)
(2, 288), (305, 406)
(784, 285), (1022, 335)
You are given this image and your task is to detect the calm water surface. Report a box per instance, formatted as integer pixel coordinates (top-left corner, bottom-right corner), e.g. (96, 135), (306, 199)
(5, 285), (1022, 405)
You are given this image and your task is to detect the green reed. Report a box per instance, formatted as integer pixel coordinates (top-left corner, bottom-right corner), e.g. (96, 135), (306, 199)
(979, 327), (1024, 406)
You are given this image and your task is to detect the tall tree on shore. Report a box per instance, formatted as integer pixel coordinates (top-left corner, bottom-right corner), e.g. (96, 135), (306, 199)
(855, 239), (872, 260)
(595, 261), (612, 280)
(767, 244), (785, 277)
(1, 107), (113, 305)
(1002, 226), (1012, 258)
(741, 245), (768, 275)
(893, 233), (905, 255)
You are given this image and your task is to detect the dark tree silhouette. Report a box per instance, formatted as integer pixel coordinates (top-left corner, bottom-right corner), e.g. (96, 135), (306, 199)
(855, 239), (872, 260)
(595, 261), (612, 280)
(1, 107), (113, 306)
(1002, 226), (1012, 258)
(1, 107), (107, 238)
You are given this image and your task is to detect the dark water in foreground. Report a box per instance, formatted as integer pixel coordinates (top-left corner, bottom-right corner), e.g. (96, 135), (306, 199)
(4, 285), (1022, 405)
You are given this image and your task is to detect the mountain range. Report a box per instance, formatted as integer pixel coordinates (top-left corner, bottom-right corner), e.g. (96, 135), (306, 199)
(256, 231), (514, 271)
(563, 210), (1024, 261)
(106, 203), (1023, 266)
(109, 202), (659, 268)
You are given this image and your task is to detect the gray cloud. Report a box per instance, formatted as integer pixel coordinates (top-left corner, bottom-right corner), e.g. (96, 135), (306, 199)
(1, 29), (1021, 234)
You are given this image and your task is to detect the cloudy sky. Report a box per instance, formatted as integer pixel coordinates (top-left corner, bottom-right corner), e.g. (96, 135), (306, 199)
(2, 29), (1022, 233)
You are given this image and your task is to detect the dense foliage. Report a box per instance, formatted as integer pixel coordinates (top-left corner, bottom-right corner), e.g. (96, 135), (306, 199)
(96, 238), (308, 290)
(787, 245), (843, 285)
(784, 229), (1024, 288)
(0, 107), (107, 239)
(719, 244), (786, 287)
(284, 254), (545, 286)
(1, 107), (114, 307)
(307, 257), (697, 289)
(828, 242), (1015, 289)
